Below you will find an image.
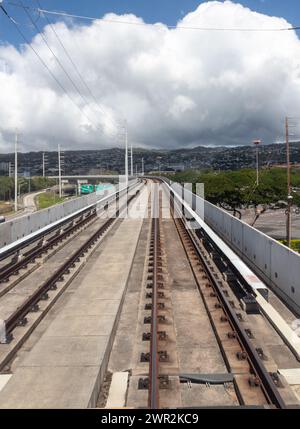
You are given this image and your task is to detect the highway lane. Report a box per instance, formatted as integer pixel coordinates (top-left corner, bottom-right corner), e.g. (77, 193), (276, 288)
(4, 190), (45, 221)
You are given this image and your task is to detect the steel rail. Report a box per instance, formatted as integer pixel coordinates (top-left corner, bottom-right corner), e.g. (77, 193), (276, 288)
(171, 199), (286, 409)
(148, 188), (160, 408)
(3, 191), (138, 341)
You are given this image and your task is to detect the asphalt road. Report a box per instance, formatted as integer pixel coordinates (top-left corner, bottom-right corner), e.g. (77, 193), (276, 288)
(240, 207), (300, 240)
(5, 190), (45, 221)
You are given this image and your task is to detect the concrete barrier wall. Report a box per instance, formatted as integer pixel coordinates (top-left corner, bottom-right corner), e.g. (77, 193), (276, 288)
(168, 181), (300, 314)
(0, 180), (137, 248)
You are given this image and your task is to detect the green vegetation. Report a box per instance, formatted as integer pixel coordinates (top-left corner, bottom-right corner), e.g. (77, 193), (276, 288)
(36, 192), (66, 210)
(279, 240), (300, 253)
(164, 168), (300, 210)
(0, 201), (13, 215)
(0, 176), (56, 202)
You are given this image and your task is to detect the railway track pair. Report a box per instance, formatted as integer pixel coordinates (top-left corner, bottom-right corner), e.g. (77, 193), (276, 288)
(0, 187), (140, 350)
(147, 188), (164, 409)
(139, 183), (286, 409)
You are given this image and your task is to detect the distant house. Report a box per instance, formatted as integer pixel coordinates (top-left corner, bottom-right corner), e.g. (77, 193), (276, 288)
(168, 164), (185, 172)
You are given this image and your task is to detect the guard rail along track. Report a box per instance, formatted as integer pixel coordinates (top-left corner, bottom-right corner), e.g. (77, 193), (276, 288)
(0, 208), (97, 285)
(0, 180), (139, 261)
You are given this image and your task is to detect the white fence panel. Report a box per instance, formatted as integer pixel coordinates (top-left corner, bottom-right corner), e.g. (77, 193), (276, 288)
(0, 180), (137, 249)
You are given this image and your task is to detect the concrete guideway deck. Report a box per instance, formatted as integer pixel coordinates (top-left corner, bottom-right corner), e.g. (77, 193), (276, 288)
(0, 188), (148, 408)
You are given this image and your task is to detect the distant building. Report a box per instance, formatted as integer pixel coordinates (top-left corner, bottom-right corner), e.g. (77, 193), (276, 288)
(168, 164), (185, 172)
(0, 162), (9, 174)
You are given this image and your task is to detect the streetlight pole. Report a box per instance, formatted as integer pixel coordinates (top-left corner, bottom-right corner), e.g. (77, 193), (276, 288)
(286, 117), (292, 248)
(124, 123), (128, 186)
(142, 157), (144, 176)
(14, 131), (18, 212)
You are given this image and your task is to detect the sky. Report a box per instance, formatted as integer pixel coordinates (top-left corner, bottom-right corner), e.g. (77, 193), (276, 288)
(0, 0), (300, 152)
(1, 1), (300, 45)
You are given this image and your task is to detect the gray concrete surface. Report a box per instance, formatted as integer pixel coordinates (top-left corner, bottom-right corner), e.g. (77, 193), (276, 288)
(163, 219), (227, 375)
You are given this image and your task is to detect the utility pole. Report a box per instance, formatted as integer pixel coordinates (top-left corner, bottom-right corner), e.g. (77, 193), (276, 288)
(142, 157), (144, 176)
(135, 164), (138, 176)
(28, 169), (31, 193)
(286, 117), (292, 248)
(42, 152), (45, 177)
(124, 123), (128, 186)
(8, 161), (11, 177)
(252, 139), (261, 186)
(14, 132), (18, 212)
(58, 144), (62, 198)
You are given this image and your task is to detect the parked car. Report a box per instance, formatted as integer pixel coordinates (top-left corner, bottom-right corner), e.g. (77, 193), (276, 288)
(0, 216), (5, 224)
(269, 201), (288, 210)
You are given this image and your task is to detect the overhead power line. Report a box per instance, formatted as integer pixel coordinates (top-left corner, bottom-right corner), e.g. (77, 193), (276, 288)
(0, 4), (89, 121)
(35, 0), (121, 131)
(6, 2), (300, 32)
(0, 2), (118, 140)
(18, 0), (105, 131)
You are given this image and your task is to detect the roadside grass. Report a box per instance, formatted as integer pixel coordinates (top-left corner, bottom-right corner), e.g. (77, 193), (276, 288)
(0, 201), (13, 215)
(36, 192), (66, 210)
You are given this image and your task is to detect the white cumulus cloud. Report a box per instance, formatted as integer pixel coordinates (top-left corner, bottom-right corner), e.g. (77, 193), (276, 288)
(0, 0), (300, 152)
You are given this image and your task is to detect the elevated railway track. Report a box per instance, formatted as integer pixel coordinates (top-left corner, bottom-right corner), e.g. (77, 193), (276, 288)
(0, 179), (299, 409)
